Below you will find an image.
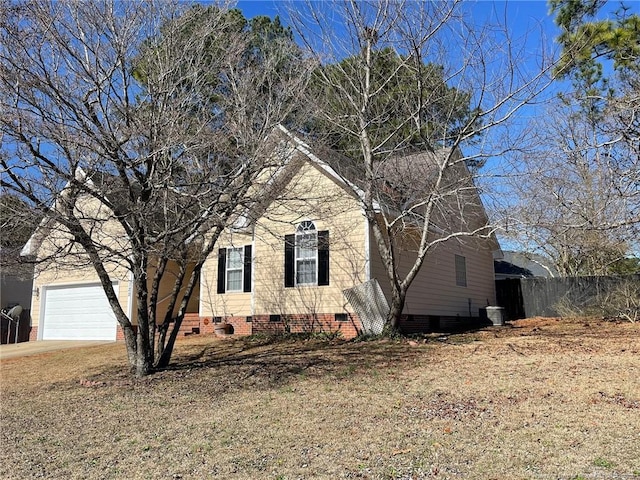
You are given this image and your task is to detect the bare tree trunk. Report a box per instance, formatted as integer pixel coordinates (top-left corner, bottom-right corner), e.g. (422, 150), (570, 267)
(122, 324), (138, 369)
(155, 262), (202, 369)
(154, 258), (187, 366)
(0, 0), (313, 375)
(386, 284), (406, 331)
(133, 260), (153, 377)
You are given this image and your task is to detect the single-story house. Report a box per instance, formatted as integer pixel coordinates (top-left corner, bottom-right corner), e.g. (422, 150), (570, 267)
(21, 126), (499, 341)
(197, 127), (500, 337)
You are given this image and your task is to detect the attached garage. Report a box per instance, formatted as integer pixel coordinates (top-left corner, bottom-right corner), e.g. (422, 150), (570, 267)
(40, 283), (118, 341)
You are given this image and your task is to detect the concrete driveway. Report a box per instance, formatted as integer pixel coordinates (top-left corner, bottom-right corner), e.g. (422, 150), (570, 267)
(0, 340), (113, 360)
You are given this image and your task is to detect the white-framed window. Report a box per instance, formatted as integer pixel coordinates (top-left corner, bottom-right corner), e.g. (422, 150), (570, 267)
(295, 220), (318, 285)
(217, 245), (252, 294)
(455, 254), (467, 287)
(226, 247), (244, 292)
(284, 223), (328, 288)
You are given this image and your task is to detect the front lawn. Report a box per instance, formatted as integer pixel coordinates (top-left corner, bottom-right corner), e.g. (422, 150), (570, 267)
(1, 317), (638, 479)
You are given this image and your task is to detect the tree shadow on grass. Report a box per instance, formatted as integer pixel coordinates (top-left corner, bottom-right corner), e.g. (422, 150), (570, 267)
(84, 335), (430, 393)
(177, 336), (425, 383)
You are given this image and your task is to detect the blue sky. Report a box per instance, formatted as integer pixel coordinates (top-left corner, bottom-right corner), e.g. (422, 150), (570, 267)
(234, 1), (565, 175)
(236, 0), (638, 33)
(236, 1), (562, 38)
(233, 1), (569, 168)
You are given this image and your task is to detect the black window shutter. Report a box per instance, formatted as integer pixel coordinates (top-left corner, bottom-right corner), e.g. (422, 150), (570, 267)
(217, 248), (226, 294)
(318, 230), (330, 286)
(243, 245), (252, 293)
(284, 234), (295, 288)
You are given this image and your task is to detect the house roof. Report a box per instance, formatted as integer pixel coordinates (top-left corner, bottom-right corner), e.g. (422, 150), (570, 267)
(275, 126), (370, 201)
(274, 127), (472, 218)
(22, 125), (500, 256)
(494, 259), (534, 278)
(495, 251), (558, 278)
(270, 126), (499, 250)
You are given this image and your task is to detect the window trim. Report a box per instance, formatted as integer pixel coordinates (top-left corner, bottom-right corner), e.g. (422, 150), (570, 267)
(225, 247), (244, 292)
(295, 220), (318, 286)
(284, 226), (329, 288)
(217, 244), (252, 294)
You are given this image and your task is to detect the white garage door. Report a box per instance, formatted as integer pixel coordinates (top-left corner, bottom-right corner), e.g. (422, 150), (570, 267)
(41, 283), (118, 340)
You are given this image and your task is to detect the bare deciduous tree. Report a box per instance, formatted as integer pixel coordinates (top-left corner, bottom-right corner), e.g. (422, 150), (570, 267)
(287, 0), (556, 328)
(501, 91), (639, 276)
(500, 0), (640, 276)
(0, 0), (313, 375)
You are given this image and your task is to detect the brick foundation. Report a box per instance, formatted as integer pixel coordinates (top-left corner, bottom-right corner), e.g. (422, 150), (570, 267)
(209, 316), (253, 337)
(181, 313), (202, 335)
(30, 313), (481, 343)
(198, 313), (362, 339)
(397, 315), (440, 334)
(116, 326), (126, 341)
(199, 316), (216, 335)
(254, 313), (360, 339)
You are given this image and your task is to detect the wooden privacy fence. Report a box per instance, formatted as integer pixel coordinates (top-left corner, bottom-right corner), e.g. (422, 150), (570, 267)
(496, 274), (640, 320)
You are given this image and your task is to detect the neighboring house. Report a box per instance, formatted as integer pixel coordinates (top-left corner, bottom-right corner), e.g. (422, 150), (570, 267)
(20, 171), (200, 342)
(20, 127), (499, 342)
(1, 249), (33, 309)
(1, 248), (33, 343)
(494, 251), (558, 280)
(198, 127), (500, 338)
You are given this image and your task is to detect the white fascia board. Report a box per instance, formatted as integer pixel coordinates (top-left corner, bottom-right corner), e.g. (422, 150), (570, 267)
(276, 125), (382, 212)
(20, 236), (38, 257)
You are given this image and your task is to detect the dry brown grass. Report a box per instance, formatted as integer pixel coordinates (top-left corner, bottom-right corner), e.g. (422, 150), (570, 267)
(1, 317), (639, 479)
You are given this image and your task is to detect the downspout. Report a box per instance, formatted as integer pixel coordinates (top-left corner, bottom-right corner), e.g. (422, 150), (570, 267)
(250, 223), (256, 319)
(127, 268), (134, 321)
(198, 265), (205, 324)
(364, 211), (371, 282)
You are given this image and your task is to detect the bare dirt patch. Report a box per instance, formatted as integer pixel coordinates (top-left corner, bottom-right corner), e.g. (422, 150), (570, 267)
(1, 318), (639, 479)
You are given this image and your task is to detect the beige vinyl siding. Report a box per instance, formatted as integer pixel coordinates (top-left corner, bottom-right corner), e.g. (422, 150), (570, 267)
(30, 189), (203, 330)
(201, 161), (367, 318)
(256, 162), (367, 316)
(370, 232), (496, 317)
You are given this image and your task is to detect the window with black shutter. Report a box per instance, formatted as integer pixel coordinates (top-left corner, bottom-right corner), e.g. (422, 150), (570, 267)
(243, 245), (252, 292)
(217, 248), (226, 294)
(217, 245), (252, 293)
(317, 230), (329, 286)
